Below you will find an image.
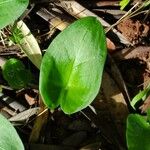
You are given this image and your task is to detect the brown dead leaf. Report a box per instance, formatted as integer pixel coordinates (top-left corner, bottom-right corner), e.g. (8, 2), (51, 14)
(106, 38), (116, 52)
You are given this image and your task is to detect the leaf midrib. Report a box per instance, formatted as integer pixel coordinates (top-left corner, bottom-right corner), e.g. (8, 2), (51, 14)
(59, 30), (89, 92)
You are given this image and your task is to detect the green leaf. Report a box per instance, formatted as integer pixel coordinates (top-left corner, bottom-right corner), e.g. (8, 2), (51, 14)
(119, 0), (130, 10)
(126, 114), (150, 150)
(0, 0), (29, 29)
(2, 58), (32, 89)
(147, 108), (150, 123)
(40, 17), (107, 114)
(0, 114), (24, 150)
(131, 84), (150, 110)
(14, 21), (42, 69)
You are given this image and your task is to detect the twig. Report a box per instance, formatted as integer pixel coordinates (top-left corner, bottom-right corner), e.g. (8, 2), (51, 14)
(57, 0), (131, 45)
(93, 9), (126, 16)
(107, 1), (150, 32)
(95, 1), (119, 7)
(106, 2), (140, 33)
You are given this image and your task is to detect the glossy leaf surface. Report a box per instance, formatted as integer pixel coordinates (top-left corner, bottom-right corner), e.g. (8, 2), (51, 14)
(0, 0), (29, 29)
(126, 114), (150, 150)
(40, 17), (107, 114)
(0, 114), (24, 150)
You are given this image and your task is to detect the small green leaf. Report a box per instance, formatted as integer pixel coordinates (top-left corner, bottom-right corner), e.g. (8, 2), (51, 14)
(2, 58), (32, 89)
(40, 17), (107, 114)
(126, 114), (150, 150)
(119, 0), (130, 10)
(131, 84), (150, 110)
(0, 0), (29, 29)
(0, 114), (24, 150)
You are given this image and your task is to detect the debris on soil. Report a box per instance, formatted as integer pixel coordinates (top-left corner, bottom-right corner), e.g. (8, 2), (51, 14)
(117, 18), (150, 45)
(0, 0), (150, 150)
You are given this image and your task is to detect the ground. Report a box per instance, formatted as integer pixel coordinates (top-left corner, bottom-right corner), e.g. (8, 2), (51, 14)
(0, 0), (150, 150)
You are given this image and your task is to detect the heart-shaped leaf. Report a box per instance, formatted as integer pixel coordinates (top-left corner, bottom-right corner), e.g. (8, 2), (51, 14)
(0, 114), (24, 150)
(0, 0), (29, 29)
(126, 114), (150, 150)
(40, 17), (107, 114)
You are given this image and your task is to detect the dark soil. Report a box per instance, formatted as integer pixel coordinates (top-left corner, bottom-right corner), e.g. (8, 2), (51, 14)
(117, 18), (150, 45)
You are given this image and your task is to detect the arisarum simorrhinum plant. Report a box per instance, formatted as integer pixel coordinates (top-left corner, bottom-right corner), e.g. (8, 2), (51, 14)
(39, 16), (107, 114)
